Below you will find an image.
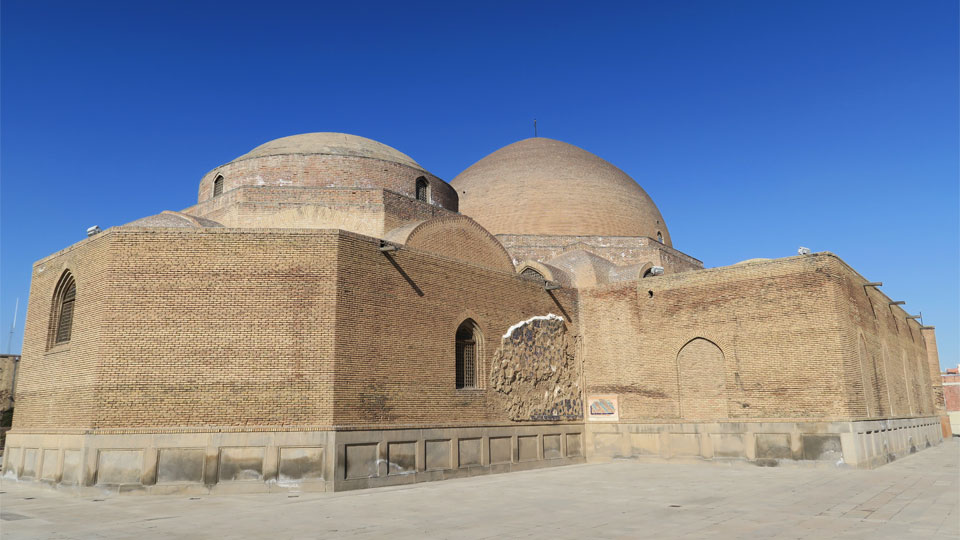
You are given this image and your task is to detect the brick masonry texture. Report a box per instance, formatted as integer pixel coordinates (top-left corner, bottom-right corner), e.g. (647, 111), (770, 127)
(497, 234), (702, 271)
(16, 229), (339, 430)
(4, 133), (946, 494)
(579, 254), (937, 423)
(197, 154), (457, 212)
(332, 231), (579, 428)
(182, 187), (454, 239)
(451, 138), (669, 241)
(14, 227), (579, 431)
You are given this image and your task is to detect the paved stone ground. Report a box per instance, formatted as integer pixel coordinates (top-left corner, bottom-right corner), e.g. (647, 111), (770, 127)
(2, 439), (957, 539)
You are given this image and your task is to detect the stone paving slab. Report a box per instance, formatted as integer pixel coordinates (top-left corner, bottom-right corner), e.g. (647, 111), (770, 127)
(1, 439), (957, 539)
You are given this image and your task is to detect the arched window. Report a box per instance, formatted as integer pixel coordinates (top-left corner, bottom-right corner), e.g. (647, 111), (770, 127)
(657, 231), (663, 243)
(50, 272), (77, 346)
(456, 319), (481, 389)
(415, 177), (429, 203)
(213, 175), (224, 197)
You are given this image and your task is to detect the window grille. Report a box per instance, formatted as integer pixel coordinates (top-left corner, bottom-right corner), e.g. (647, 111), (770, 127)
(456, 321), (479, 389)
(415, 177), (429, 202)
(51, 272), (76, 347)
(213, 175), (224, 197)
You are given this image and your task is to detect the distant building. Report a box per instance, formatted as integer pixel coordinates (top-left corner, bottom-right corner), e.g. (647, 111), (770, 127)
(0, 354), (20, 450)
(2, 133), (948, 494)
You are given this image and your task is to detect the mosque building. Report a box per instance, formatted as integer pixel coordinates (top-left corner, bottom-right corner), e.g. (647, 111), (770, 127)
(2, 133), (948, 493)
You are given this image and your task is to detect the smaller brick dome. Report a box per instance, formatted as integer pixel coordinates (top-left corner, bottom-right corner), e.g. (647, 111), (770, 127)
(199, 132), (457, 211)
(235, 133), (424, 171)
(451, 138), (670, 244)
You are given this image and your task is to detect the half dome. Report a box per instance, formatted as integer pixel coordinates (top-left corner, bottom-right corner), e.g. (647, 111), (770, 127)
(450, 138), (670, 244)
(125, 210), (223, 228)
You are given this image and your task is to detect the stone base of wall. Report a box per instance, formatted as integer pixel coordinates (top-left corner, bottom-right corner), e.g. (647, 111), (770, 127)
(5, 418), (940, 495)
(1, 424), (585, 495)
(585, 417), (943, 468)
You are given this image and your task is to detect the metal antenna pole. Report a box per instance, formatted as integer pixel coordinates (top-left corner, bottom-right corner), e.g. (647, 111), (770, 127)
(534, 119), (538, 138)
(6, 298), (18, 354)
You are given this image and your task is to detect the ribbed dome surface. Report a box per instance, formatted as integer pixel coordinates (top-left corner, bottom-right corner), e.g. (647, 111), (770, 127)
(233, 132), (424, 171)
(451, 138), (670, 244)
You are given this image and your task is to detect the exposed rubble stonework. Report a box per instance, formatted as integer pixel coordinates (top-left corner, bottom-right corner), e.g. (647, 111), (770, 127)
(491, 314), (583, 421)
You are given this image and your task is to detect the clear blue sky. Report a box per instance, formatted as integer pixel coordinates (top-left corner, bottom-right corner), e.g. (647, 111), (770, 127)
(2, 1), (957, 368)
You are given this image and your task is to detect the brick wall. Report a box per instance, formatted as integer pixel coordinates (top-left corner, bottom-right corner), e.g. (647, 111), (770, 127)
(15, 229), (339, 430)
(13, 227), (580, 432)
(333, 231), (579, 427)
(13, 232), (937, 436)
(923, 329), (948, 414)
(944, 374), (960, 411)
(14, 235), (112, 429)
(836, 260), (935, 418)
(579, 254), (938, 423)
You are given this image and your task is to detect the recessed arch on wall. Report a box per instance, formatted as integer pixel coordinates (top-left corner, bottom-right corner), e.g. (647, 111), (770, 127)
(676, 337), (727, 420)
(48, 270), (77, 348)
(213, 174), (224, 198)
(901, 349), (919, 416)
(857, 332), (878, 418)
(516, 260), (563, 286)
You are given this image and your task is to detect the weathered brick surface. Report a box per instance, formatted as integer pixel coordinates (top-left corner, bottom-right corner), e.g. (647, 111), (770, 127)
(923, 329), (948, 414)
(943, 372), (960, 411)
(182, 187), (454, 239)
(8, 133), (943, 477)
(197, 154), (457, 211)
(332, 231), (579, 427)
(13, 227), (579, 431)
(579, 254), (937, 423)
(15, 229), (339, 429)
(497, 234), (702, 271)
(836, 260), (935, 419)
(15, 236), (112, 429)
(397, 216), (516, 273)
(451, 138), (669, 241)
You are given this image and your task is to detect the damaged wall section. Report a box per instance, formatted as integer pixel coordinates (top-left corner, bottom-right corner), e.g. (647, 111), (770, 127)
(491, 314), (583, 421)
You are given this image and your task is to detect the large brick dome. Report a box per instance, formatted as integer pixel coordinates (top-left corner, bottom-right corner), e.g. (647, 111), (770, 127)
(451, 138), (670, 244)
